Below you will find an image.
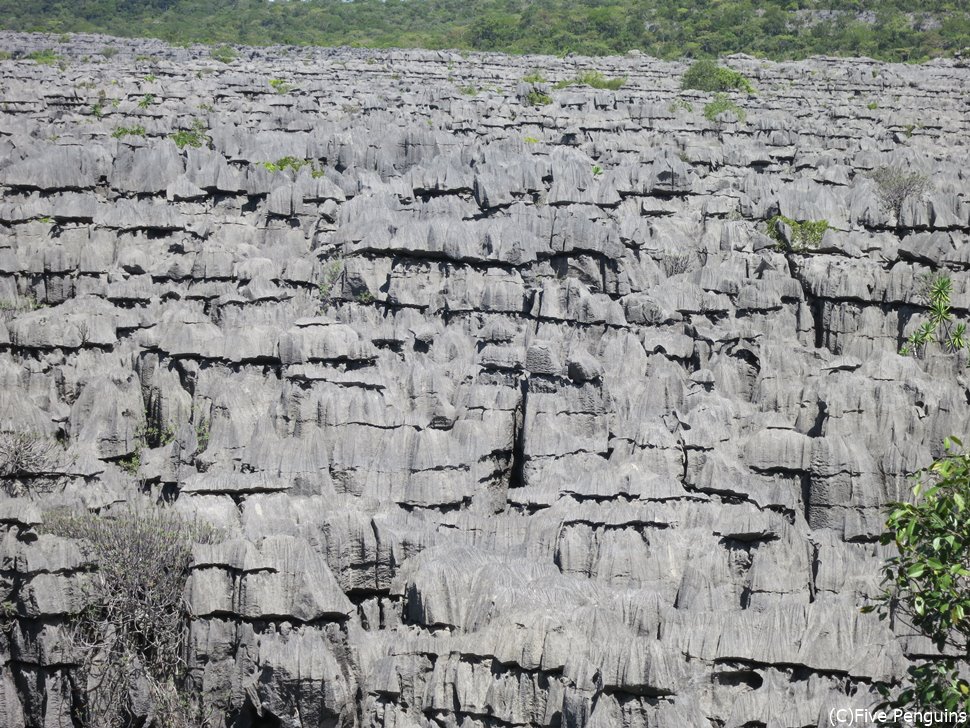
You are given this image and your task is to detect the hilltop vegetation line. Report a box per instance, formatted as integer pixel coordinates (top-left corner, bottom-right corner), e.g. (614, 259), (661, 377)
(1, 0), (969, 62)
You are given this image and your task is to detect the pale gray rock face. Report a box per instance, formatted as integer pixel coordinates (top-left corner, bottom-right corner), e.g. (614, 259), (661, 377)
(0, 30), (968, 728)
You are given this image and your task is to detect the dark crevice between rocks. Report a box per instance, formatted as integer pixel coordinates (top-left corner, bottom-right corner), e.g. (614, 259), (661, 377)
(799, 473), (813, 527)
(808, 538), (821, 603)
(506, 378), (527, 493)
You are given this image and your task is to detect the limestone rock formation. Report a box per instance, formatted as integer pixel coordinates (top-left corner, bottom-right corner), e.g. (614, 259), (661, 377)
(0, 30), (967, 728)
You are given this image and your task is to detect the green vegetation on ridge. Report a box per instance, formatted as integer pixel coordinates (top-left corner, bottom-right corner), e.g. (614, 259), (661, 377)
(1, 0), (969, 62)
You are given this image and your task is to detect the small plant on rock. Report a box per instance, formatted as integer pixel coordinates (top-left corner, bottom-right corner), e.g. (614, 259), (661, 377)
(27, 49), (61, 67)
(318, 259), (344, 306)
(766, 215), (829, 253)
(901, 275), (969, 358)
(522, 70), (546, 83)
(554, 70), (625, 91)
(269, 78), (293, 94)
(137, 93), (156, 109)
(170, 118), (210, 149)
(262, 156), (325, 177)
(526, 89), (552, 107)
(210, 45), (237, 64)
(111, 125), (147, 139)
(704, 93), (746, 123)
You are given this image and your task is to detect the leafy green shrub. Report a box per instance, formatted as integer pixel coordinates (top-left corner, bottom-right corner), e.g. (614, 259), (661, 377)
(356, 290), (375, 304)
(100, 46), (119, 59)
(269, 78), (293, 94)
(210, 45), (237, 64)
(143, 73), (157, 83)
(867, 100), (879, 110)
(137, 93), (156, 109)
(523, 136), (540, 144)
(522, 70), (546, 83)
(766, 215), (828, 252)
(863, 437), (970, 718)
(554, 70), (625, 90)
(526, 89), (552, 106)
(170, 118), (210, 149)
(0, 51), (12, 61)
(262, 156), (325, 178)
(459, 85), (479, 95)
(40, 504), (220, 728)
(703, 93), (746, 122)
(901, 275), (968, 358)
(194, 419), (210, 456)
(682, 59), (755, 94)
(27, 49), (60, 66)
(111, 125), (147, 139)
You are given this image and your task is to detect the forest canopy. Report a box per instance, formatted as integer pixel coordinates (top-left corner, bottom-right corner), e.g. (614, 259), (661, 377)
(1, 0), (969, 62)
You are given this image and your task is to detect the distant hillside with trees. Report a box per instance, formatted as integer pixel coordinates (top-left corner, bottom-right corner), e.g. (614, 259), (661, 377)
(1, 0), (969, 62)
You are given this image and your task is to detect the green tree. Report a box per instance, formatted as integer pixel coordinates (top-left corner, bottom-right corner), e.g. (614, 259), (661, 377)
(865, 437), (970, 720)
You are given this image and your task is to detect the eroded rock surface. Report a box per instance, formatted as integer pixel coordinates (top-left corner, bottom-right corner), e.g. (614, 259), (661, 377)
(0, 31), (968, 728)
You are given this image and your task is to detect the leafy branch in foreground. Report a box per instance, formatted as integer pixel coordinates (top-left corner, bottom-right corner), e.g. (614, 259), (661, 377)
(864, 437), (970, 720)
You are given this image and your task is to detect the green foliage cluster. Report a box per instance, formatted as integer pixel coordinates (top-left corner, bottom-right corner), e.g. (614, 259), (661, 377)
(522, 70), (546, 84)
(682, 59), (755, 94)
(766, 214), (829, 252)
(269, 77), (294, 93)
(40, 504), (220, 728)
(526, 88), (552, 106)
(170, 118), (209, 149)
(901, 275), (969, 359)
(703, 92), (747, 122)
(4, 0), (968, 63)
(262, 156), (325, 178)
(865, 437), (970, 717)
(111, 125), (147, 138)
(318, 259), (344, 305)
(137, 92), (156, 108)
(26, 48), (60, 66)
(210, 44), (237, 63)
(553, 70), (625, 90)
